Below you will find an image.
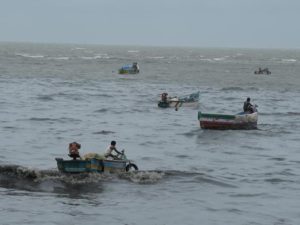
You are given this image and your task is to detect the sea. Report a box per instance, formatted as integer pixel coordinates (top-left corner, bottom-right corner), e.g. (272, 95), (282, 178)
(0, 42), (300, 225)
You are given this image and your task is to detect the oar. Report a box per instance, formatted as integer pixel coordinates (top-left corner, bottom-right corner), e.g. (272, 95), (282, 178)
(175, 101), (183, 111)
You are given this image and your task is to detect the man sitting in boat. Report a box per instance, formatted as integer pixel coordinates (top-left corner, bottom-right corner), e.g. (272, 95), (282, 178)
(68, 142), (81, 160)
(132, 62), (139, 73)
(104, 140), (123, 160)
(243, 97), (254, 113)
(161, 92), (168, 102)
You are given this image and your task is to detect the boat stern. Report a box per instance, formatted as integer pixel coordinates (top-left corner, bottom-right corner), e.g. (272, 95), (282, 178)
(55, 158), (91, 173)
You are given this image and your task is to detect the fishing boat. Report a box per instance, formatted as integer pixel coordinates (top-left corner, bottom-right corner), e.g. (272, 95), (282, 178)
(118, 62), (139, 74)
(158, 91), (200, 109)
(254, 68), (271, 75)
(55, 151), (138, 173)
(198, 107), (258, 130)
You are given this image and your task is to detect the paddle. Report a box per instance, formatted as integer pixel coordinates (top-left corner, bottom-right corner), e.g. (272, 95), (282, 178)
(175, 101), (183, 111)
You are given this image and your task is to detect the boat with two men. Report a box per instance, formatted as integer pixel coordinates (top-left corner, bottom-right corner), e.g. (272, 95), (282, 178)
(158, 91), (200, 110)
(56, 148), (138, 173)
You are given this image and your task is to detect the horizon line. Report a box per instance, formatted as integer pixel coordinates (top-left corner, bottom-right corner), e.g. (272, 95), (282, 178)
(0, 40), (299, 51)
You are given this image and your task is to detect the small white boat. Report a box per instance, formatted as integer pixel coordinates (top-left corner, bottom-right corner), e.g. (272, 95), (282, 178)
(158, 91), (199, 109)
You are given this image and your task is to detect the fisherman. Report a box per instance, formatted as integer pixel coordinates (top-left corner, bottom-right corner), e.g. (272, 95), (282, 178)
(132, 62), (139, 73)
(161, 92), (168, 102)
(104, 140), (123, 160)
(68, 142), (81, 160)
(243, 97), (254, 113)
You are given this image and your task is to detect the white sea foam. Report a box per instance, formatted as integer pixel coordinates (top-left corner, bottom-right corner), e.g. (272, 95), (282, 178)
(213, 56), (228, 61)
(49, 57), (69, 60)
(80, 54), (110, 60)
(128, 50), (139, 53)
(72, 47), (86, 50)
(200, 58), (213, 62)
(147, 56), (165, 59)
(281, 58), (297, 62)
(15, 53), (44, 58)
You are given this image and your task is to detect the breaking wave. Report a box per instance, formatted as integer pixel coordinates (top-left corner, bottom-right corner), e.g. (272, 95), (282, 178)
(281, 59), (297, 63)
(0, 165), (236, 192)
(15, 53), (44, 58)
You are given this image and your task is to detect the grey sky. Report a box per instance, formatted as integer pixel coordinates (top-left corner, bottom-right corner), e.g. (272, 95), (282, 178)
(1, 0), (299, 48)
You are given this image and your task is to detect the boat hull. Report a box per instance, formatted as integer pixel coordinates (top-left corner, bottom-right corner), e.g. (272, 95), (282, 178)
(118, 69), (139, 74)
(55, 158), (127, 173)
(169, 101), (198, 108)
(158, 100), (199, 108)
(198, 112), (258, 130)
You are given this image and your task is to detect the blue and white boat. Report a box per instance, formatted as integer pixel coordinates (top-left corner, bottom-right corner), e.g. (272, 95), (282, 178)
(118, 62), (140, 74)
(55, 151), (138, 173)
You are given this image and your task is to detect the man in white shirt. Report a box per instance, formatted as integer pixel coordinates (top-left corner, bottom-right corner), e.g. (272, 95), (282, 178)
(104, 140), (122, 159)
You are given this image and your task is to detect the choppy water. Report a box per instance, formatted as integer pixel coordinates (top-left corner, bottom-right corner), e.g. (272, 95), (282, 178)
(1, 42), (300, 225)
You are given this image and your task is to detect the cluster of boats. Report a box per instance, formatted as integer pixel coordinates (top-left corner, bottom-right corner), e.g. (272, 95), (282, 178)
(56, 92), (258, 174)
(157, 91), (258, 130)
(118, 63), (271, 77)
(56, 69), (259, 174)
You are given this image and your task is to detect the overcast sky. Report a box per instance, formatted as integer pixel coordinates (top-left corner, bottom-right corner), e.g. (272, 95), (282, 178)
(0, 0), (299, 48)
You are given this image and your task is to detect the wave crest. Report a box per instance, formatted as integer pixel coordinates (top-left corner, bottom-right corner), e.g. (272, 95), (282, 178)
(118, 171), (165, 184)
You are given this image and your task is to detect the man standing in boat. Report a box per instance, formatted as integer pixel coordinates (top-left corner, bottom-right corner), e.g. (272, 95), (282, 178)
(243, 97), (254, 113)
(105, 140), (123, 159)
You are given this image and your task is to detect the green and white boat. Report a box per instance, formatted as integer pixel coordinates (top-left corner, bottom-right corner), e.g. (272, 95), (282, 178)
(198, 109), (258, 130)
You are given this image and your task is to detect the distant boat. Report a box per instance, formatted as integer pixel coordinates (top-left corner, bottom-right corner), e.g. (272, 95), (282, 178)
(118, 62), (140, 74)
(158, 91), (199, 110)
(254, 68), (271, 75)
(198, 106), (258, 130)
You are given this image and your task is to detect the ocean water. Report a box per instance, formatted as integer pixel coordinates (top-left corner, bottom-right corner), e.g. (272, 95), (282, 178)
(0, 42), (300, 225)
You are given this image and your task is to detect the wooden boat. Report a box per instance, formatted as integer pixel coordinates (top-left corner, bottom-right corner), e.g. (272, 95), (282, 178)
(55, 152), (138, 173)
(198, 111), (258, 130)
(118, 62), (139, 74)
(158, 91), (199, 109)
